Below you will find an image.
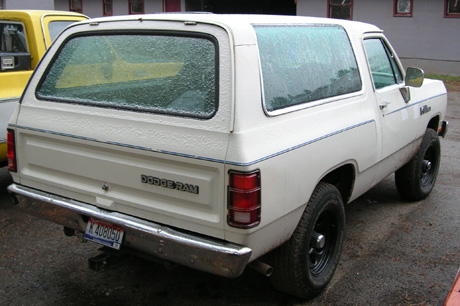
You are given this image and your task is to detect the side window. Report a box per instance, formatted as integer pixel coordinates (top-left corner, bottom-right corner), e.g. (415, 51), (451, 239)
(254, 25), (362, 112)
(364, 38), (403, 90)
(0, 22), (28, 53)
(69, 0), (83, 13)
(445, 0), (460, 18)
(394, 0), (413, 17)
(103, 0), (113, 16)
(129, 0), (144, 14)
(328, 0), (353, 20)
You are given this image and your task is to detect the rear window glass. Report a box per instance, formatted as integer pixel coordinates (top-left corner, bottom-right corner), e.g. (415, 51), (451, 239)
(48, 21), (77, 42)
(254, 25), (361, 112)
(37, 33), (218, 119)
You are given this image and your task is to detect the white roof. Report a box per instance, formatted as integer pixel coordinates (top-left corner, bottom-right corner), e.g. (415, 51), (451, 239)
(79, 14), (383, 45)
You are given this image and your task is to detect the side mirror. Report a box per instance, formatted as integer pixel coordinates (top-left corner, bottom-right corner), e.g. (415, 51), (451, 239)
(405, 67), (424, 88)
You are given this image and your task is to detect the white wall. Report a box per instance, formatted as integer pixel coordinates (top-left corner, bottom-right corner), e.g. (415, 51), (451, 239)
(297, 0), (326, 17)
(52, 0), (165, 18)
(144, 0), (163, 14)
(4, 0), (55, 9)
(354, 0), (459, 76)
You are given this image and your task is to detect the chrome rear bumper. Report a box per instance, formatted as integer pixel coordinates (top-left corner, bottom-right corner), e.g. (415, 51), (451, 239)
(7, 183), (252, 278)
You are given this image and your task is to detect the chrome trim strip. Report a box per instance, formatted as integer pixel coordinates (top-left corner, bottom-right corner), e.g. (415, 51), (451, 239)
(161, 119), (375, 166)
(0, 97), (19, 104)
(7, 183), (252, 278)
(40, 13), (90, 49)
(10, 119), (375, 166)
(40, 14), (49, 49)
(385, 92), (447, 116)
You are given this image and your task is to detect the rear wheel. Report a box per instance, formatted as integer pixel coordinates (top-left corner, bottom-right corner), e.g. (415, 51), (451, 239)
(270, 182), (345, 299)
(395, 129), (441, 201)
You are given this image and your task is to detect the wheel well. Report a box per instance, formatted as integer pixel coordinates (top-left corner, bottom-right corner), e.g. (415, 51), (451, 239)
(427, 116), (440, 132)
(321, 164), (355, 204)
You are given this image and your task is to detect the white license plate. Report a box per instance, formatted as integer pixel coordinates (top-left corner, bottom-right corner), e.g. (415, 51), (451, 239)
(84, 218), (124, 250)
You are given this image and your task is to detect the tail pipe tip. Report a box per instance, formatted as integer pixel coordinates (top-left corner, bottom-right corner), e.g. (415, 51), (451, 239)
(248, 260), (273, 277)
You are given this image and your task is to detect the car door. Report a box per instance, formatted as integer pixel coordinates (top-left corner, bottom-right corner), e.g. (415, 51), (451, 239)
(363, 36), (417, 160)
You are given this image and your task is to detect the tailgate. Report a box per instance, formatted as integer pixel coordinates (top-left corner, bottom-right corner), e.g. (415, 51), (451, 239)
(14, 105), (230, 239)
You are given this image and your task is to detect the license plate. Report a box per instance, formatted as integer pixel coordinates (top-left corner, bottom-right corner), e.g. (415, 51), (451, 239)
(84, 218), (124, 250)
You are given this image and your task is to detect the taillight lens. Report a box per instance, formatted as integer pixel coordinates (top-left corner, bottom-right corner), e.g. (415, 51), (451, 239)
(7, 129), (16, 172)
(228, 170), (261, 228)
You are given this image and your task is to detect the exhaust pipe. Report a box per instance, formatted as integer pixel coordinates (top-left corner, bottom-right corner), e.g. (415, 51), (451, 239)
(248, 260), (273, 277)
(7, 188), (19, 205)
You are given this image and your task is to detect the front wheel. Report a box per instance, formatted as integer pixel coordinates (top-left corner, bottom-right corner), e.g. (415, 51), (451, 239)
(395, 128), (441, 201)
(270, 182), (345, 299)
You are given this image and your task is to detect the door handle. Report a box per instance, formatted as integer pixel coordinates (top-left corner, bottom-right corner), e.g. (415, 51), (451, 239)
(379, 102), (390, 110)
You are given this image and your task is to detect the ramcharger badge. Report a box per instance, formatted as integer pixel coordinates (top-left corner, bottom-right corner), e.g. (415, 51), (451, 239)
(420, 105), (432, 115)
(141, 174), (199, 194)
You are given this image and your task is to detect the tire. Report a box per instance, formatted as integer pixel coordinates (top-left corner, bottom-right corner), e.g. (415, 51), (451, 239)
(395, 128), (441, 201)
(270, 182), (345, 299)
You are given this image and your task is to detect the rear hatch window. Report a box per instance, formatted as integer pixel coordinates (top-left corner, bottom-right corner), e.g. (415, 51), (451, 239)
(36, 32), (218, 119)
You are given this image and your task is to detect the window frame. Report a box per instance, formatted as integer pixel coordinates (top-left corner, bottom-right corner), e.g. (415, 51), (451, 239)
(393, 0), (413, 17)
(444, 0), (460, 18)
(163, 0), (181, 12)
(129, 0), (145, 14)
(103, 0), (113, 16)
(69, 0), (83, 13)
(363, 37), (404, 91)
(327, 0), (354, 20)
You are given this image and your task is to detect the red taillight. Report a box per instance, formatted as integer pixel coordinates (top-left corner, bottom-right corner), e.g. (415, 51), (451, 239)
(7, 129), (16, 172)
(228, 170), (261, 228)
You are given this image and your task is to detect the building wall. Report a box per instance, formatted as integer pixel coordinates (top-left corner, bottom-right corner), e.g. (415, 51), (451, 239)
(354, 0), (459, 76)
(83, 0), (103, 17)
(2, 0), (183, 18)
(53, 0), (67, 11)
(185, 0), (201, 11)
(3, 0), (55, 10)
(297, 0), (326, 18)
(2, 0), (458, 75)
(54, 0), (164, 18)
(297, 0), (460, 76)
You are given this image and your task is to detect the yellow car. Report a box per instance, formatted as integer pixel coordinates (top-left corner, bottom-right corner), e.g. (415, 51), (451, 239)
(0, 10), (88, 166)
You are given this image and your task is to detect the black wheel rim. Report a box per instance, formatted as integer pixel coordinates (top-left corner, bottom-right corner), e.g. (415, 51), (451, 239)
(308, 209), (338, 276)
(420, 143), (437, 187)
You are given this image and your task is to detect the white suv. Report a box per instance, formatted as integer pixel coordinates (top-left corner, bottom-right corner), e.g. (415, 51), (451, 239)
(7, 14), (447, 299)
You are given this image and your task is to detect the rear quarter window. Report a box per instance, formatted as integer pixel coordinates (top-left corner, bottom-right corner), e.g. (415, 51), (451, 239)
(36, 32), (218, 119)
(254, 25), (361, 112)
